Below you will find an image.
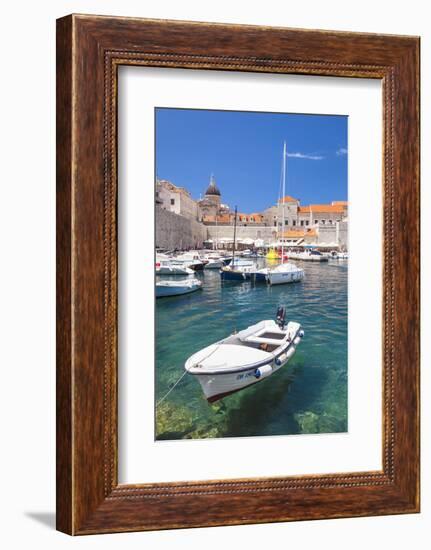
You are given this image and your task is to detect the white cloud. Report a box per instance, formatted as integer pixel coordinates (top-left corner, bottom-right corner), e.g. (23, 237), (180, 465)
(287, 152), (324, 161)
(336, 147), (348, 156)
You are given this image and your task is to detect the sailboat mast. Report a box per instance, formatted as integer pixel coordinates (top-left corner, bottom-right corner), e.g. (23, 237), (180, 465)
(232, 206), (238, 266)
(281, 142), (287, 262)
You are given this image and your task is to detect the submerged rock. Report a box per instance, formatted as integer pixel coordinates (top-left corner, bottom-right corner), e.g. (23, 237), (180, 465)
(294, 411), (320, 433)
(294, 410), (346, 434)
(155, 401), (196, 439)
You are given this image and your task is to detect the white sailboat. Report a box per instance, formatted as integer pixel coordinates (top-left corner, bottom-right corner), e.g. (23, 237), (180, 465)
(185, 306), (304, 402)
(250, 142), (304, 285)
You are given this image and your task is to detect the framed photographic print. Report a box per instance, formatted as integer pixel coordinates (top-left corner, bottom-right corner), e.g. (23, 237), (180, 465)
(56, 14), (420, 535)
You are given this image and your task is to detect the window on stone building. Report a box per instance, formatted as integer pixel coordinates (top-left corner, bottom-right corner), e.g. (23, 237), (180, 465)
(306, 220), (309, 226)
(292, 220), (296, 226)
(321, 219), (325, 224)
(300, 220), (304, 226)
(274, 221), (277, 227)
(170, 198), (175, 205)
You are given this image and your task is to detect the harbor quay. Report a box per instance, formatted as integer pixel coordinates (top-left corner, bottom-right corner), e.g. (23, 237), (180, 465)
(155, 176), (348, 251)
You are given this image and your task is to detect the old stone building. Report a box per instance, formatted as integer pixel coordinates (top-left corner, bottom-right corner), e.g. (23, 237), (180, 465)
(155, 176), (348, 249)
(156, 179), (199, 221)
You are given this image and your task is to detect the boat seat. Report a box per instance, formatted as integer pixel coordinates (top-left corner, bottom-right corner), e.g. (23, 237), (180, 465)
(243, 334), (288, 346)
(240, 324), (289, 347)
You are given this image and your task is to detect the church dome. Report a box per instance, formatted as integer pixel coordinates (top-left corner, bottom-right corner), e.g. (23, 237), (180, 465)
(205, 175), (221, 197)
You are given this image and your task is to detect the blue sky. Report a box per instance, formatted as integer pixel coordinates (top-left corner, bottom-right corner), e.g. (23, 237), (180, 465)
(155, 108), (347, 212)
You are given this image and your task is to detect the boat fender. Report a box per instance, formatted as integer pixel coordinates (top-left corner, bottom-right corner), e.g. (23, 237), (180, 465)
(275, 353), (287, 366)
(298, 329), (305, 338)
(254, 364), (273, 379)
(293, 337), (301, 345)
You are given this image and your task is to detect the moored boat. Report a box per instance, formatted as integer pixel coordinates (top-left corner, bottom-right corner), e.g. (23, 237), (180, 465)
(220, 265), (248, 281)
(219, 206), (250, 282)
(156, 258), (194, 276)
(173, 252), (206, 271)
(185, 307), (304, 402)
(203, 255), (225, 269)
(288, 249), (329, 262)
(266, 262), (304, 285)
(156, 278), (202, 298)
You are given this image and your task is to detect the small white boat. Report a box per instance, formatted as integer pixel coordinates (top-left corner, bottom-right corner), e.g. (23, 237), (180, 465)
(185, 307), (304, 402)
(330, 251), (348, 260)
(156, 259), (194, 276)
(156, 278), (202, 298)
(288, 250), (329, 262)
(204, 256), (225, 269)
(174, 252), (205, 271)
(266, 262), (304, 285)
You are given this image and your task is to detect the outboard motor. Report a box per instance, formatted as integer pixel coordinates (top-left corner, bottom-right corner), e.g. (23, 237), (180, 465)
(276, 306), (286, 329)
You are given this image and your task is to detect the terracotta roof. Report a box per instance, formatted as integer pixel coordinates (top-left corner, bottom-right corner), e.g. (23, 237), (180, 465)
(202, 214), (231, 223)
(278, 195), (299, 203)
(332, 201), (348, 206)
(281, 228), (318, 238)
(238, 213), (264, 221)
(298, 204), (345, 213)
(281, 229), (306, 238)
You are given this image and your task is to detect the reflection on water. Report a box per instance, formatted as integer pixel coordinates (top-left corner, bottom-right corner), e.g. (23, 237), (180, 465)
(155, 259), (348, 440)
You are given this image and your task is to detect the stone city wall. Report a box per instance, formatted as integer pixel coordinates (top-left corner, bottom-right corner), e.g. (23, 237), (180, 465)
(317, 221), (348, 250)
(156, 207), (206, 249)
(205, 225), (277, 242)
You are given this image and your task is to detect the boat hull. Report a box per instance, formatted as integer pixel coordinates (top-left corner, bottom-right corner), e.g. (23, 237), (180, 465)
(267, 269), (304, 285)
(243, 270), (268, 282)
(194, 344), (298, 402)
(288, 253), (328, 262)
(156, 282), (202, 298)
(204, 260), (224, 269)
(220, 268), (247, 281)
(156, 266), (193, 275)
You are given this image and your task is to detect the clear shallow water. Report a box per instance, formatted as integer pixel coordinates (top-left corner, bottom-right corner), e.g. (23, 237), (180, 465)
(155, 260), (348, 440)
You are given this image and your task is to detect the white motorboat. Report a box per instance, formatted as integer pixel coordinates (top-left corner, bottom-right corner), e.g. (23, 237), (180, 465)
(288, 250), (329, 262)
(156, 278), (202, 298)
(156, 258), (194, 276)
(204, 259), (224, 269)
(185, 307), (304, 402)
(203, 255), (225, 269)
(174, 252), (205, 271)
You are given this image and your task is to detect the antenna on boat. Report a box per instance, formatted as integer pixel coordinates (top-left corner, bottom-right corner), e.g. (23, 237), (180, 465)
(232, 205), (238, 267)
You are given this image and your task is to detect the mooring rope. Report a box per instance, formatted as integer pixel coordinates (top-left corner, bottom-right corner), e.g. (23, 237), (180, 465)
(156, 370), (188, 408)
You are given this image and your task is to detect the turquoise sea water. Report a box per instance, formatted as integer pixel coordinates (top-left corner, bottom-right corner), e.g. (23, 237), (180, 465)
(155, 260), (348, 440)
